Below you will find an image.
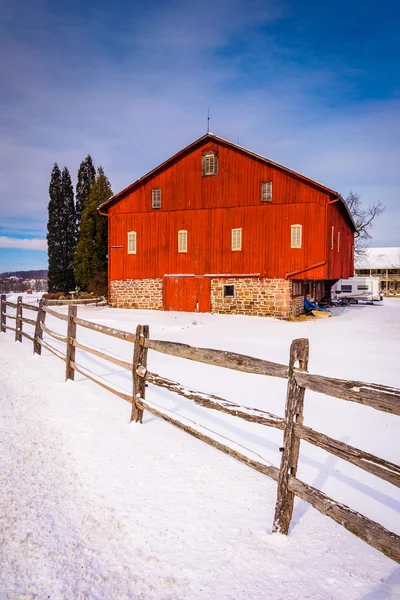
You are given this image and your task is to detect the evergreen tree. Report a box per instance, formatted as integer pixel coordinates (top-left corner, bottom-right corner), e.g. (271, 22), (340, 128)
(47, 164), (63, 292)
(75, 155), (96, 229)
(46, 164), (76, 293)
(74, 167), (112, 291)
(61, 167), (76, 292)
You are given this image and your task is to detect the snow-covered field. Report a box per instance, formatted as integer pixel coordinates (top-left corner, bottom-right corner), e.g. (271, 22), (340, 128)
(1, 297), (399, 599)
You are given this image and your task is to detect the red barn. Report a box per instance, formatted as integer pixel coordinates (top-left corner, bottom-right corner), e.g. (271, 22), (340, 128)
(99, 133), (355, 318)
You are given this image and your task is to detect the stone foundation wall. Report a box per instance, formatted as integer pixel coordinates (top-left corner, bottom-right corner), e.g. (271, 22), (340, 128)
(211, 277), (292, 319)
(109, 279), (163, 309)
(292, 295), (304, 317)
(109, 276), (298, 319)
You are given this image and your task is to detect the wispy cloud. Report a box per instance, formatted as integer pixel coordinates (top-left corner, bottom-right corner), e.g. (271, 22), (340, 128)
(0, 0), (399, 269)
(0, 237), (47, 250)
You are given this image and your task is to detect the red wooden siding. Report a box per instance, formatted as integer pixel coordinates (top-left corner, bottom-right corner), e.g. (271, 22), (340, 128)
(106, 138), (354, 283)
(327, 202), (354, 280)
(164, 277), (211, 312)
(109, 142), (329, 214)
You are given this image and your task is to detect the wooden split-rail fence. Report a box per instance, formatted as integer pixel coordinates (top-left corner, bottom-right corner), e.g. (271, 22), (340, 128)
(1, 294), (400, 563)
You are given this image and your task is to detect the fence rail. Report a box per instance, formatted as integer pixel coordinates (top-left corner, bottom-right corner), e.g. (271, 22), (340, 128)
(295, 371), (400, 415)
(44, 296), (104, 306)
(21, 302), (39, 312)
(145, 338), (289, 379)
(1, 293), (399, 563)
(21, 315), (37, 327)
(3, 313), (17, 320)
(72, 339), (133, 371)
(20, 330), (34, 342)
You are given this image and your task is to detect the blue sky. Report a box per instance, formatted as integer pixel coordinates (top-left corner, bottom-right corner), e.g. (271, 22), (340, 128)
(0, 0), (399, 272)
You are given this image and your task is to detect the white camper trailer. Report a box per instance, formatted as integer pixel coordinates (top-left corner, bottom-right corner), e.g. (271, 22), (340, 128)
(332, 277), (382, 304)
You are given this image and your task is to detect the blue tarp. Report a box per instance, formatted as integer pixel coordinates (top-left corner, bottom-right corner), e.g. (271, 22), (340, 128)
(304, 298), (331, 313)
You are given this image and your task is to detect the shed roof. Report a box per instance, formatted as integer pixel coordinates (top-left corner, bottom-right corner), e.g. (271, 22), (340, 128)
(98, 133), (356, 230)
(356, 247), (400, 269)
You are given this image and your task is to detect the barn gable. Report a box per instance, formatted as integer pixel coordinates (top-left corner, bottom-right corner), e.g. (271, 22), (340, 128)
(98, 133), (356, 231)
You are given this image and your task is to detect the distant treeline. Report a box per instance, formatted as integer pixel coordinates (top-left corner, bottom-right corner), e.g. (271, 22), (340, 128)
(0, 270), (48, 293)
(0, 269), (48, 278)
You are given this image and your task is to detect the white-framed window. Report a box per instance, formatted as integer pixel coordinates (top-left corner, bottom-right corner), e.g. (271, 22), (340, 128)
(261, 181), (272, 202)
(202, 153), (218, 176)
(337, 231), (340, 252)
(331, 226), (334, 250)
(152, 188), (161, 209)
(178, 230), (188, 253)
(231, 228), (242, 251)
(127, 231), (137, 254)
(291, 224), (302, 249)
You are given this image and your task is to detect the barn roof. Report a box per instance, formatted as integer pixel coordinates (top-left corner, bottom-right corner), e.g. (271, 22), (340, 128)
(98, 133), (356, 230)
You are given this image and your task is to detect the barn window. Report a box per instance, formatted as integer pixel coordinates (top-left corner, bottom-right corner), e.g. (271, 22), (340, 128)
(337, 231), (340, 252)
(178, 230), (188, 253)
(261, 181), (272, 202)
(224, 285), (235, 297)
(202, 153), (218, 176)
(231, 228), (242, 251)
(291, 225), (302, 249)
(331, 226), (334, 250)
(152, 188), (161, 209)
(127, 231), (137, 254)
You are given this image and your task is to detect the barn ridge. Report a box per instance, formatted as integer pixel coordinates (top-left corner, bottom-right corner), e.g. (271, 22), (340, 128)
(98, 133), (355, 230)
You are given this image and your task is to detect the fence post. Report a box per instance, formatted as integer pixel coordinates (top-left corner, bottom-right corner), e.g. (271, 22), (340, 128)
(131, 324), (149, 423)
(65, 305), (78, 381)
(15, 296), (22, 342)
(1, 295), (6, 333)
(33, 299), (46, 355)
(273, 337), (309, 535)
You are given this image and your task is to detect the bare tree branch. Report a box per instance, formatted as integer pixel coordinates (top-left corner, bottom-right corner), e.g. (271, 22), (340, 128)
(346, 191), (385, 259)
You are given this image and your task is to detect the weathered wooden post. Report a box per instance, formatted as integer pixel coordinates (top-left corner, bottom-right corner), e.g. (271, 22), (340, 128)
(15, 296), (22, 342)
(33, 299), (46, 355)
(65, 305), (77, 381)
(0, 295), (6, 333)
(273, 337), (309, 535)
(131, 324), (149, 423)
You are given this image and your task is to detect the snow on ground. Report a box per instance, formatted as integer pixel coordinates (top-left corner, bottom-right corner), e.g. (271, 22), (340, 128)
(1, 297), (399, 599)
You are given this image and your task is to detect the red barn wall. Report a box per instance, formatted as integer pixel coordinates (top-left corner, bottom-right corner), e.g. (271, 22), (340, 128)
(107, 140), (349, 282)
(327, 202), (354, 280)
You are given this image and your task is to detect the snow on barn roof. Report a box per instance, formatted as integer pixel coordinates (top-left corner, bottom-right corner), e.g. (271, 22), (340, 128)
(356, 247), (400, 269)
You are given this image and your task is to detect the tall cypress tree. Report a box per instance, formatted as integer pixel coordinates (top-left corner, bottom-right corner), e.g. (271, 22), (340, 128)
(76, 155), (96, 229)
(47, 164), (63, 292)
(74, 167), (112, 291)
(46, 165), (76, 293)
(61, 167), (76, 292)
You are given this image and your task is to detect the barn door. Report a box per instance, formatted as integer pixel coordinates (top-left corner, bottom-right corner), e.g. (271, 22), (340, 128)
(110, 247), (124, 280)
(109, 214), (125, 280)
(164, 277), (211, 312)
